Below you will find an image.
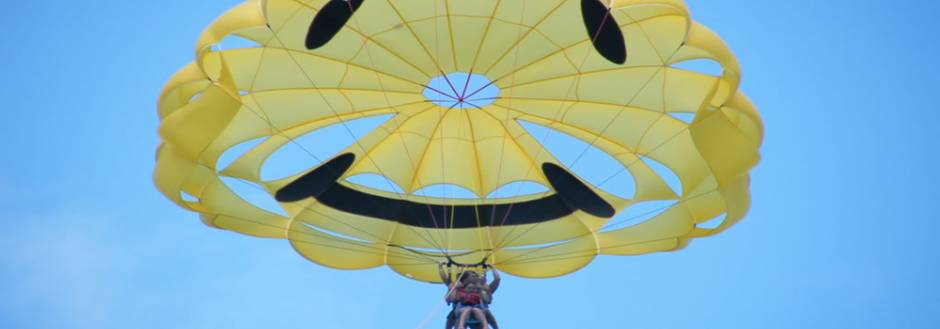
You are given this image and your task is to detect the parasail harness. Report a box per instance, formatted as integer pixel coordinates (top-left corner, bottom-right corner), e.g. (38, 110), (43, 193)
(442, 257), (499, 329)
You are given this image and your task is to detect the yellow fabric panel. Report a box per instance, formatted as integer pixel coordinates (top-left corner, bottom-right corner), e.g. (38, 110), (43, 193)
(197, 105), (280, 170)
(159, 83), (241, 163)
(598, 204), (694, 253)
(230, 26), (275, 46)
(291, 200), (398, 244)
(672, 23), (741, 108)
(195, 0), (268, 82)
(155, 0), (763, 281)
(211, 213), (288, 239)
(644, 129), (712, 194)
(664, 68), (721, 113)
(722, 92), (764, 144)
(601, 238), (680, 256)
(467, 111), (551, 196)
(681, 177), (727, 224)
(516, 112), (680, 201)
(369, 1), (449, 76)
(288, 219), (387, 270)
(412, 110), (482, 193)
(690, 108), (761, 187)
(154, 144), (201, 208)
(200, 180), (289, 238)
(493, 235), (598, 279)
(688, 175), (752, 238)
(611, 0), (687, 14)
(491, 214), (595, 249)
(345, 132), (430, 192)
(618, 153), (680, 201)
(221, 108), (397, 181)
(158, 62), (211, 118)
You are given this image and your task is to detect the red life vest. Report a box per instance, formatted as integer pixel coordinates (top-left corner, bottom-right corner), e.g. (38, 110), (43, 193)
(458, 290), (482, 305)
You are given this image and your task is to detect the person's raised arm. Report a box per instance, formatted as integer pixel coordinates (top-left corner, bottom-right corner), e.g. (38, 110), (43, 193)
(488, 268), (501, 293)
(438, 263), (452, 285)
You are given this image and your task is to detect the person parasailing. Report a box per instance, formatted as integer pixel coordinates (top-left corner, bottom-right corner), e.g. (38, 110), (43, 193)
(439, 263), (501, 329)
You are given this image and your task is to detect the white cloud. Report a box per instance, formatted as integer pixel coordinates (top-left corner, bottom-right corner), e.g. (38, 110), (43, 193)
(0, 210), (128, 328)
(0, 203), (440, 329)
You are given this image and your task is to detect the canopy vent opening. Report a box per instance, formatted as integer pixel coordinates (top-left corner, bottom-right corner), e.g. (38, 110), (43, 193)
(423, 72), (500, 109)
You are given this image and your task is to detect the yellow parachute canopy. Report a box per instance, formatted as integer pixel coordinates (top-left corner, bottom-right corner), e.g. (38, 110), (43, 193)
(155, 0), (763, 282)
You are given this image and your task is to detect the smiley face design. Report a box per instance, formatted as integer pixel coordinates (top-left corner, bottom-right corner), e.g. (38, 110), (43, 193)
(156, 0), (763, 281)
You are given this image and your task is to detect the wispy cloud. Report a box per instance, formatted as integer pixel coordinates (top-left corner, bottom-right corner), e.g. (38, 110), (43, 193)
(0, 203), (392, 329)
(1, 210), (127, 329)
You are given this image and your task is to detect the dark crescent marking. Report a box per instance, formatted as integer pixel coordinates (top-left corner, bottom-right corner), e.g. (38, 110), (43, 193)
(581, 0), (628, 64)
(276, 154), (615, 228)
(305, 0), (365, 50)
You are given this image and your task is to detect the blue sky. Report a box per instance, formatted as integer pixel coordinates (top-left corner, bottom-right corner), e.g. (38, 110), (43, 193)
(1, 0), (938, 328)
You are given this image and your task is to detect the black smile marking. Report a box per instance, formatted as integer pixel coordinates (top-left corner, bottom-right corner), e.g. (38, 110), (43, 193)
(305, 0), (365, 50)
(581, 0), (628, 65)
(275, 153), (615, 228)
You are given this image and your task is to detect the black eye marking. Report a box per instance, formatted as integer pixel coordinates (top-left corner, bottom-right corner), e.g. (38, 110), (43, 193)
(276, 154), (615, 229)
(275, 153), (355, 202)
(305, 0), (365, 50)
(581, 0), (627, 65)
(542, 162), (615, 218)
